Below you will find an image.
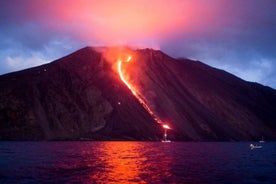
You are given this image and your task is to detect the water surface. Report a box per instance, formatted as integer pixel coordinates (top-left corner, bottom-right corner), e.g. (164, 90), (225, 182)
(0, 142), (275, 183)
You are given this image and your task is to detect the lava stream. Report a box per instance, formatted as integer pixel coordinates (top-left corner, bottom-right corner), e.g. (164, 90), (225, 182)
(118, 56), (162, 125)
(118, 59), (137, 96)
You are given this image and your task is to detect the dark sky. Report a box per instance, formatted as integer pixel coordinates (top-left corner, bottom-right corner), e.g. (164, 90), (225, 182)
(1, 0), (276, 88)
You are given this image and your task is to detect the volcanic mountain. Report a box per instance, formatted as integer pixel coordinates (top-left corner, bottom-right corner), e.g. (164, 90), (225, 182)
(0, 47), (275, 141)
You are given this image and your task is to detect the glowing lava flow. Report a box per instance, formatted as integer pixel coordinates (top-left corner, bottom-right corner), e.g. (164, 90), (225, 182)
(118, 57), (137, 96)
(118, 56), (162, 125)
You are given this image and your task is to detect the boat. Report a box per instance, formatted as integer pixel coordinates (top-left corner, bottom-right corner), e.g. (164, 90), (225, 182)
(162, 134), (171, 143)
(250, 144), (262, 150)
(161, 124), (171, 143)
(259, 136), (265, 143)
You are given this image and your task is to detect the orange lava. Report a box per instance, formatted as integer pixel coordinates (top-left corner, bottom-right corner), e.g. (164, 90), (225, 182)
(117, 55), (162, 124)
(118, 59), (137, 96)
(162, 124), (171, 129)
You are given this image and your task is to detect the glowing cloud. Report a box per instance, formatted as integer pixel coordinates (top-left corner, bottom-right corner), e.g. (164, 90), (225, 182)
(5, 0), (193, 46)
(1, 0), (276, 88)
(2, 0), (265, 48)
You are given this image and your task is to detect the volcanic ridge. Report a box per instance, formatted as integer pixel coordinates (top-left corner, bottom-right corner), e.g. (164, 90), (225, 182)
(0, 46), (275, 141)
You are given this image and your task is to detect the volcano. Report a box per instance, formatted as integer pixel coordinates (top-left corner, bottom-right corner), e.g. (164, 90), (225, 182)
(0, 47), (275, 141)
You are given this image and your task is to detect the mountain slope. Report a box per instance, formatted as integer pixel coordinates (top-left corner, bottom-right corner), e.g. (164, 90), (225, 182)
(126, 49), (276, 140)
(0, 47), (275, 140)
(0, 47), (161, 140)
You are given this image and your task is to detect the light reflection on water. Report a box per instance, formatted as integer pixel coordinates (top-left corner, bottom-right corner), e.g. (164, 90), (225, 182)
(0, 142), (275, 183)
(87, 142), (173, 183)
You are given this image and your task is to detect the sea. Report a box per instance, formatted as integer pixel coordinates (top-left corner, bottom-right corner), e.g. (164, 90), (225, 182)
(0, 141), (275, 184)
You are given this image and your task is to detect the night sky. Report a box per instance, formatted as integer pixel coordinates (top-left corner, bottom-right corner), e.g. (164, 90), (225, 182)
(1, 0), (276, 88)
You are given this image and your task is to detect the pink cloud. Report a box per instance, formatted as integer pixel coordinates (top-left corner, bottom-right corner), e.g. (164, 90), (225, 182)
(13, 0), (230, 46)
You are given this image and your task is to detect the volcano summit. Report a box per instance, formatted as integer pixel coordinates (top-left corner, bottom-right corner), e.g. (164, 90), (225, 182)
(0, 47), (275, 141)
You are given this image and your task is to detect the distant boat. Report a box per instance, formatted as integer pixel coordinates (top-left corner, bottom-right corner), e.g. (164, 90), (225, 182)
(162, 124), (171, 143)
(259, 136), (265, 143)
(162, 134), (171, 143)
(162, 140), (171, 143)
(250, 144), (262, 150)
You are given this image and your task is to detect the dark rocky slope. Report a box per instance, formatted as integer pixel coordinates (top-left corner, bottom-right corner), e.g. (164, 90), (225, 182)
(125, 49), (276, 140)
(0, 47), (161, 140)
(0, 47), (275, 140)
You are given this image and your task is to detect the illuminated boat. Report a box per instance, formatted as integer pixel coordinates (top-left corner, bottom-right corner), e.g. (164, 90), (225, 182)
(259, 136), (265, 143)
(250, 144), (262, 149)
(162, 124), (171, 143)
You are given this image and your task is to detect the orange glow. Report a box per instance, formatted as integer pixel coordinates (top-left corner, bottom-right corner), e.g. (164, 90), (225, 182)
(20, 1), (232, 48)
(118, 59), (137, 96)
(83, 0), (186, 44)
(126, 55), (132, 62)
(89, 142), (147, 182)
(163, 124), (171, 129)
(117, 54), (162, 124)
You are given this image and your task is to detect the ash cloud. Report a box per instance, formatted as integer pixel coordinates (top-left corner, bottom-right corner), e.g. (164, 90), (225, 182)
(0, 0), (276, 88)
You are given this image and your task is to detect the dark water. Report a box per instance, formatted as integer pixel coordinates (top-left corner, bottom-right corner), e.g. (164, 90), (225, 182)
(0, 142), (275, 184)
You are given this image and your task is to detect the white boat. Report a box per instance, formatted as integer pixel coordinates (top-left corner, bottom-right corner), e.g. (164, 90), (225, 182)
(259, 136), (265, 143)
(162, 125), (171, 143)
(162, 140), (171, 143)
(250, 144), (262, 149)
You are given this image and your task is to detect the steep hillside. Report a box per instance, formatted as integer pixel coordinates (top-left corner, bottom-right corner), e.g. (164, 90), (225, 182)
(0, 47), (275, 140)
(0, 47), (161, 140)
(125, 49), (276, 140)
